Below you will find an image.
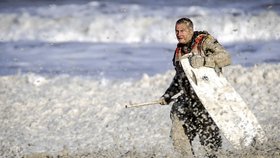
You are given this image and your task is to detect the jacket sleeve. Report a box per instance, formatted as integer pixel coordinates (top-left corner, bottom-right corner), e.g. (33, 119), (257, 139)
(202, 35), (231, 68)
(162, 71), (181, 103)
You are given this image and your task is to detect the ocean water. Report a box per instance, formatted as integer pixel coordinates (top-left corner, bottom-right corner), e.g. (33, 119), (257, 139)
(0, 0), (280, 157)
(0, 0), (280, 79)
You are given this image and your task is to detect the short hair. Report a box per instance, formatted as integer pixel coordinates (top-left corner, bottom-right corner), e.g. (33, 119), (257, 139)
(176, 18), (193, 29)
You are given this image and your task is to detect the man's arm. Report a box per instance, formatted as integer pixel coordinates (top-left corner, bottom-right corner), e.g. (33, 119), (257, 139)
(160, 71), (181, 104)
(202, 35), (231, 68)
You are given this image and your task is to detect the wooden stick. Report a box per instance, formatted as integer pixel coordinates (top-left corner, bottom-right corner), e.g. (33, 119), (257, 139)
(125, 100), (161, 108)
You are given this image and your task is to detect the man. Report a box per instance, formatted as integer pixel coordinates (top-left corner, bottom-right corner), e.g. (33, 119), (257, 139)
(160, 18), (231, 157)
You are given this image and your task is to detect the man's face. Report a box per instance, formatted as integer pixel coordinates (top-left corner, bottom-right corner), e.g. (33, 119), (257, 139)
(175, 23), (193, 44)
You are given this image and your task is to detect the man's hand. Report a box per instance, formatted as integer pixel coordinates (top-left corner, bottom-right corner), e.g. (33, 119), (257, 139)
(159, 97), (168, 105)
(190, 55), (204, 68)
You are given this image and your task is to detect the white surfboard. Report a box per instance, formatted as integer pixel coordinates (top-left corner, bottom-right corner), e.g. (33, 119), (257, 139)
(180, 55), (267, 149)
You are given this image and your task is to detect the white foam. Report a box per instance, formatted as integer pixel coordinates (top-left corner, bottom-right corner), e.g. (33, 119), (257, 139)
(0, 65), (280, 155)
(0, 64), (280, 157)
